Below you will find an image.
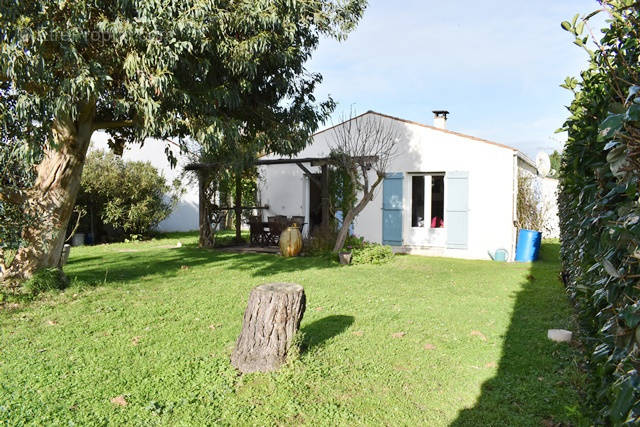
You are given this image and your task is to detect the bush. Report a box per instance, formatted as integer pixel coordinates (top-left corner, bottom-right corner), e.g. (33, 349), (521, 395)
(303, 232), (393, 265)
(22, 268), (68, 295)
(350, 242), (394, 265)
(516, 172), (552, 234)
(303, 228), (339, 257)
(559, 4), (640, 422)
(76, 150), (180, 241)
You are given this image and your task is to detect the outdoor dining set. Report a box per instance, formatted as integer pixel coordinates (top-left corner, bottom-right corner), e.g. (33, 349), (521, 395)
(249, 215), (305, 247)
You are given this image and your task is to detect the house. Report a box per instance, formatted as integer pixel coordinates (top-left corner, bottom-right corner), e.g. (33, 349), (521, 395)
(257, 110), (540, 261)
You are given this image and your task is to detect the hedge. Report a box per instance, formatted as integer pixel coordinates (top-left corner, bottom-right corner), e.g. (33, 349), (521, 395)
(559, 2), (640, 423)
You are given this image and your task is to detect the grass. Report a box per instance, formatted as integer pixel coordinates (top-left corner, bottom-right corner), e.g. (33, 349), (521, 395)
(0, 232), (592, 425)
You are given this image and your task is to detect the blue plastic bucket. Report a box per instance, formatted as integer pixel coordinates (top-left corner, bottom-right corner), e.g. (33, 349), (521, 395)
(515, 229), (542, 262)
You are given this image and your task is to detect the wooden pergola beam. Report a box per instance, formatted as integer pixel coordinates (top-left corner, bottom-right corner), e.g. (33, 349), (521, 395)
(185, 155), (378, 171)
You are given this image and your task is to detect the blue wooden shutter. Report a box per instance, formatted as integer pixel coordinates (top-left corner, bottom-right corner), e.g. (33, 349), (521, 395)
(446, 171), (469, 249)
(382, 173), (403, 246)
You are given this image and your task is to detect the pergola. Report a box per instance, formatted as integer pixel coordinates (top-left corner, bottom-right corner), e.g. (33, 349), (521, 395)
(185, 155), (377, 243)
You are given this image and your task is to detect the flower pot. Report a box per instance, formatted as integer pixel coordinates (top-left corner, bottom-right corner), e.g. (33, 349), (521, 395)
(339, 251), (352, 265)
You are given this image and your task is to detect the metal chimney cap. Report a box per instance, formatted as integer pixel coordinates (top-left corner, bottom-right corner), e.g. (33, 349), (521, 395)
(432, 110), (450, 118)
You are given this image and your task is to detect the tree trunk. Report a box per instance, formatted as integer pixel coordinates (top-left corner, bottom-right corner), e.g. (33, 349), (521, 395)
(234, 172), (242, 243)
(231, 283), (306, 373)
(198, 172), (215, 248)
(225, 191), (234, 230)
(333, 176), (384, 252)
(4, 108), (95, 280)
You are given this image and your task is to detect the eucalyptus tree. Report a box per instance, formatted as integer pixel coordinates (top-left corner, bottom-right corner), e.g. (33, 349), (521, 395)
(0, 0), (366, 280)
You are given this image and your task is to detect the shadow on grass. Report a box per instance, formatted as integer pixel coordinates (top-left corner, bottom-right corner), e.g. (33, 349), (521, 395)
(450, 242), (591, 425)
(301, 315), (355, 351)
(66, 243), (339, 287)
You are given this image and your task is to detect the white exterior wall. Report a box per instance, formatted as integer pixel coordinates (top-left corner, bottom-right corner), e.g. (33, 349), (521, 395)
(258, 112), (521, 260)
(90, 132), (199, 232)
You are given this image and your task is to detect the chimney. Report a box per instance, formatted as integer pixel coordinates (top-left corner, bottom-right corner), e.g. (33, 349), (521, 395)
(432, 110), (449, 130)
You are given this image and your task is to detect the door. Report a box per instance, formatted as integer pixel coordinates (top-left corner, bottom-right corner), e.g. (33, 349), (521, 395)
(407, 174), (446, 246)
(382, 173), (403, 246)
(308, 173), (322, 231)
(445, 171), (469, 249)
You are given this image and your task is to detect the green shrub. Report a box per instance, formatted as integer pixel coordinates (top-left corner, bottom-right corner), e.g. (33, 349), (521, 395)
(343, 235), (366, 251)
(304, 232), (393, 265)
(350, 242), (393, 265)
(76, 150), (181, 241)
(303, 228), (339, 257)
(559, 3), (640, 422)
(22, 268), (68, 295)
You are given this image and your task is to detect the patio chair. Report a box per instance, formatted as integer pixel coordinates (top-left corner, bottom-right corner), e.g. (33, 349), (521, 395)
(269, 216), (289, 246)
(248, 216), (265, 246)
(266, 216), (281, 246)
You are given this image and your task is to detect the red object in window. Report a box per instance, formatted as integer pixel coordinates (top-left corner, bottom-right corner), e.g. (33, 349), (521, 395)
(431, 216), (444, 228)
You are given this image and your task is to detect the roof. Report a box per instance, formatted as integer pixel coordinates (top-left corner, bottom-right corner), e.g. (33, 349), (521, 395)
(313, 110), (537, 170)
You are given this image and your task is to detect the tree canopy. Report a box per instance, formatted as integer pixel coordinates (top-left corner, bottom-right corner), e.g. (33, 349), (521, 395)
(0, 0), (367, 280)
(1, 0), (366, 157)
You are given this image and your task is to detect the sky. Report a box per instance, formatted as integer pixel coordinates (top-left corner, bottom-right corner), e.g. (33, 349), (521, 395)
(307, 0), (605, 158)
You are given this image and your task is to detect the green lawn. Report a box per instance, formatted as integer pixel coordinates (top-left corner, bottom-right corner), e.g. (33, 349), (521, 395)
(0, 233), (591, 425)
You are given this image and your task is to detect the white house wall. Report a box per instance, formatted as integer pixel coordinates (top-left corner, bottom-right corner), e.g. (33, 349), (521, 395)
(258, 113), (519, 260)
(89, 132), (199, 232)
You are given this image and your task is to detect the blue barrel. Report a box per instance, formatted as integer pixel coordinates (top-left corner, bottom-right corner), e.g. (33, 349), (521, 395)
(515, 229), (542, 262)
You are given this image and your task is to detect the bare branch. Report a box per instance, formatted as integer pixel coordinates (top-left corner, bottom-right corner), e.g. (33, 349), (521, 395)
(64, 207), (87, 243)
(327, 109), (400, 251)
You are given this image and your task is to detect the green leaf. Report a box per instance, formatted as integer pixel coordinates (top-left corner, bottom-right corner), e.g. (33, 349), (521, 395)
(626, 104), (640, 122)
(602, 259), (621, 278)
(626, 85), (640, 103)
(604, 141), (619, 151)
(561, 21), (572, 32)
(598, 114), (624, 141)
(620, 305), (640, 328)
(610, 377), (637, 424)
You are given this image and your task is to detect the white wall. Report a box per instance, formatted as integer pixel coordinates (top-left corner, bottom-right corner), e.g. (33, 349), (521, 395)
(90, 132), (199, 232)
(258, 112), (520, 260)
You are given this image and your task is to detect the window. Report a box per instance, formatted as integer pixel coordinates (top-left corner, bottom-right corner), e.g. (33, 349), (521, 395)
(431, 175), (444, 228)
(411, 174), (445, 228)
(411, 176), (425, 227)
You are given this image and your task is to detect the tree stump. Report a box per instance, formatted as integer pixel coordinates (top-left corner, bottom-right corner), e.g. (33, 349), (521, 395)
(231, 283), (306, 373)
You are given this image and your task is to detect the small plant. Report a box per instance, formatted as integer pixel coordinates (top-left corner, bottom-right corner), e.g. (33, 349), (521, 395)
(22, 268), (69, 295)
(343, 235), (366, 251)
(351, 242), (394, 265)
